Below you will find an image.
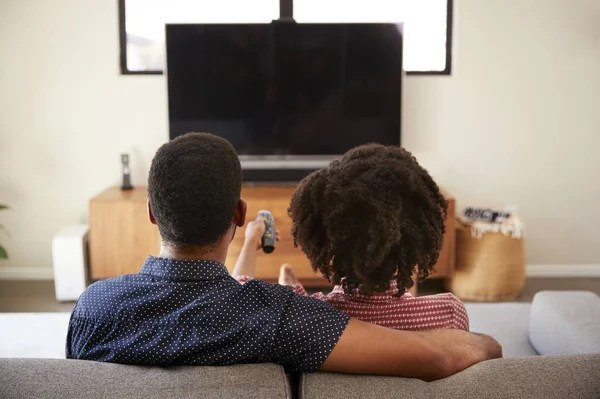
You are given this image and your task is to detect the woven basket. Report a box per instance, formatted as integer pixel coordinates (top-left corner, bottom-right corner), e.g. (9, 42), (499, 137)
(446, 221), (526, 302)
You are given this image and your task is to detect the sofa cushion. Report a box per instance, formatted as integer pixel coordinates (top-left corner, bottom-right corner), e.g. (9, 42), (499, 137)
(0, 313), (70, 359)
(299, 354), (600, 399)
(529, 291), (600, 355)
(0, 359), (291, 399)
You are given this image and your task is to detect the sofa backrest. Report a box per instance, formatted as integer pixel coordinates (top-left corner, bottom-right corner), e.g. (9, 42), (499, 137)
(0, 359), (292, 399)
(3, 355), (600, 399)
(300, 354), (600, 399)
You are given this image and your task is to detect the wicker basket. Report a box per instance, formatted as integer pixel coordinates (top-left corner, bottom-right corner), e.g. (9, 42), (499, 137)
(446, 220), (526, 302)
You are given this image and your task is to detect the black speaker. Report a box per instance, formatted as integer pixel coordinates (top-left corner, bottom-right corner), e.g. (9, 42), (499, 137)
(121, 154), (133, 190)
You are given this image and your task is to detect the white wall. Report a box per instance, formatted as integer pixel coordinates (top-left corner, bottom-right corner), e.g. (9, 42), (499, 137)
(405, 0), (600, 265)
(0, 0), (599, 277)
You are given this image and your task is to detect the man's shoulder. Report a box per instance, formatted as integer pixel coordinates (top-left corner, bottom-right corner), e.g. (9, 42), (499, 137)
(231, 278), (294, 303)
(233, 279), (343, 313)
(74, 274), (143, 312)
(81, 274), (138, 295)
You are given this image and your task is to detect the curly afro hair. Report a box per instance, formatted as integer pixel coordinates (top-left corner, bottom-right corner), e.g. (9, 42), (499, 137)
(148, 132), (242, 249)
(288, 144), (447, 295)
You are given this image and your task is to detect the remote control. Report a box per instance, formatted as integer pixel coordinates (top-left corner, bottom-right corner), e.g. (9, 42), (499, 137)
(258, 210), (276, 254)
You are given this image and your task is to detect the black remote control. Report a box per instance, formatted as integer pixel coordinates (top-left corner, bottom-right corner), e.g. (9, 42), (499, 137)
(258, 210), (276, 254)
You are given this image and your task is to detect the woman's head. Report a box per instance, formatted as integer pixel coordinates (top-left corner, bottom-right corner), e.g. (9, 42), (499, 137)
(288, 144), (447, 295)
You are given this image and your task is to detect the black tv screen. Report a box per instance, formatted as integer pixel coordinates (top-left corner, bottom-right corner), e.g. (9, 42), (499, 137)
(166, 23), (402, 156)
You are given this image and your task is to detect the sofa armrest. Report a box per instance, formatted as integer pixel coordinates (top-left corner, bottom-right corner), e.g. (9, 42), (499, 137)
(529, 291), (600, 355)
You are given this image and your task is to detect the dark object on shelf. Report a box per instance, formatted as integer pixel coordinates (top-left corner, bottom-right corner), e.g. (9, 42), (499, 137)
(121, 154), (133, 190)
(463, 207), (510, 223)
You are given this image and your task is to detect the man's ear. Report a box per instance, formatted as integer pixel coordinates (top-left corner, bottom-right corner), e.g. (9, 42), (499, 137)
(234, 198), (247, 227)
(147, 199), (157, 225)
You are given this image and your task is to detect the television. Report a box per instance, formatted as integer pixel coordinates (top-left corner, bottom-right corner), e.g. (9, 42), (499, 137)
(166, 22), (402, 169)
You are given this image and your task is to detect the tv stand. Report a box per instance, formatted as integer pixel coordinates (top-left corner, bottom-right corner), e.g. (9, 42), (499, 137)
(88, 185), (455, 287)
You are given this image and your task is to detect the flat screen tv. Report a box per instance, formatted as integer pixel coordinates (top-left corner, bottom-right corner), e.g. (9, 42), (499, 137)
(166, 23), (402, 162)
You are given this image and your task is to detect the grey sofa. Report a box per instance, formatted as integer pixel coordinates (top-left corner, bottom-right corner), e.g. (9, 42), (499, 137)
(1, 354), (599, 399)
(1, 291), (599, 398)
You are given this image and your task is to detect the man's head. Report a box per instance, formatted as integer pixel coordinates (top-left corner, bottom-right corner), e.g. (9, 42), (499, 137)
(288, 144), (447, 295)
(148, 132), (245, 251)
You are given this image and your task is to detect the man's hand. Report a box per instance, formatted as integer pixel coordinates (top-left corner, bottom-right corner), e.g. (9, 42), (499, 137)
(244, 216), (280, 250)
(474, 332), (503, 359)
(320, 319), (503, 381)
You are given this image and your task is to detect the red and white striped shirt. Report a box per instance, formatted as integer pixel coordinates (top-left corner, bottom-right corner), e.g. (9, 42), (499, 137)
(234, 276), (469, 331)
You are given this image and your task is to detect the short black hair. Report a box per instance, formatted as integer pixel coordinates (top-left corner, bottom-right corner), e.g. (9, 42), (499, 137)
(148, 132), (242, 249)
(288, 144), (447, 295)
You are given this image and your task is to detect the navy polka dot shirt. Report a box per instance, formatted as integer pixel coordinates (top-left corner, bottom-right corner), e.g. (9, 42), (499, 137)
(66, 256), (349, 372)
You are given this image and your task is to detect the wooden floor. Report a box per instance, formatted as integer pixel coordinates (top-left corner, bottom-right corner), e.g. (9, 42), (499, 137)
(1, 278), (599, 313)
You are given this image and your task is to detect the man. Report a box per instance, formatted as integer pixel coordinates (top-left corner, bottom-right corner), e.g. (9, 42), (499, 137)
(67, 132), (501, 381)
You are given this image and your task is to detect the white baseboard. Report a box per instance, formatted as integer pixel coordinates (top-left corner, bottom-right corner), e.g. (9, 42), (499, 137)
(526, 264), (600, 278)
(0, 267), (54, 280)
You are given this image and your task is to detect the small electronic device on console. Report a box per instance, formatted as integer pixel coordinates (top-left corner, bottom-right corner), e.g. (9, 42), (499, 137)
(121, 154), (133, 190)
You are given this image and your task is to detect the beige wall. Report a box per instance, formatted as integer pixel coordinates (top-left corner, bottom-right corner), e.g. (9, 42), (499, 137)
(0, 0), (599, 276)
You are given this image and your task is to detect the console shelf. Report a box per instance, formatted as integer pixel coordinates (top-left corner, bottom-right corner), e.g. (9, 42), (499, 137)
(89, 186), (455, 286)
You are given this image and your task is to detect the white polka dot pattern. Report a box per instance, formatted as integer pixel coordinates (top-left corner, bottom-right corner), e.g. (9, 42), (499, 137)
(66, 256), (349, 372)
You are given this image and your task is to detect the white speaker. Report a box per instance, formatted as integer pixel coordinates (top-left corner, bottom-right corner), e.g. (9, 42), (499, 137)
(52, 225), (89, 302)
